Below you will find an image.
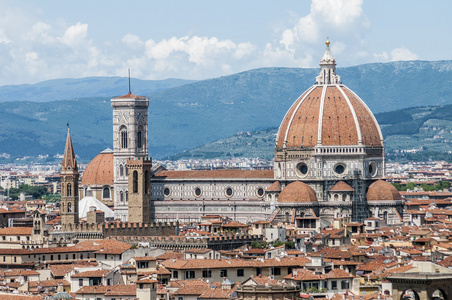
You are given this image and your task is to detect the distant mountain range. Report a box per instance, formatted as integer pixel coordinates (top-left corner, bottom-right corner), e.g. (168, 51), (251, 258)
(0, 60), (452, 162)
(170, 105), (452, 162)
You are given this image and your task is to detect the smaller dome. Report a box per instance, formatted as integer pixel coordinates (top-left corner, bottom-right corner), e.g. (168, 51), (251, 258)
(366, 180), (402, 201)
(329, 181), (354, 192)
(81, 151), (113, 186)
(278, 181), (317, 203)
(266, 181), (281, 192)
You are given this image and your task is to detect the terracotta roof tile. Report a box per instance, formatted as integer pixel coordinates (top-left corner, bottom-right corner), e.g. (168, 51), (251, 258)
(154, 169), (273, 179)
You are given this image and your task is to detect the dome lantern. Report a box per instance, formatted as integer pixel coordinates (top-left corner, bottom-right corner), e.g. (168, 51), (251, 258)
(316, 37), (341, 85)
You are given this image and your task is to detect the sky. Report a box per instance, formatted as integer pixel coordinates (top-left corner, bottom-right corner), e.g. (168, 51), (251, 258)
(0, 0), (451, 86)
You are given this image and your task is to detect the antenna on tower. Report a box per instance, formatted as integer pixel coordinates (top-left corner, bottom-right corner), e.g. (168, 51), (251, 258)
(128, 68), (131, 94)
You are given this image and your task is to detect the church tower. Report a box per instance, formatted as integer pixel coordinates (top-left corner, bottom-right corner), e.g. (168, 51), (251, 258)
(127, 157), (153, 223)
(111, 91), (149, 221)
(61, 127), (79, 228)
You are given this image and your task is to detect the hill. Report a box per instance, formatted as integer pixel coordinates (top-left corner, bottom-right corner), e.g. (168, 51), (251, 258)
(0, 60), (452, 162)
(0, 77), (196, 102)
(169, 104), (452, 162)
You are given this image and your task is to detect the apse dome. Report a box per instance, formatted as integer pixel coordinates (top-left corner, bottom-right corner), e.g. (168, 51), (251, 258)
(277, 180), (317, 203)
(366, 180), (402, 201)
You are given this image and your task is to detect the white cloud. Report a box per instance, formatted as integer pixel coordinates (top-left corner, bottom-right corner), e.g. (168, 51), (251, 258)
(60, 22), (88, 47)
(391, 48), (418, 61)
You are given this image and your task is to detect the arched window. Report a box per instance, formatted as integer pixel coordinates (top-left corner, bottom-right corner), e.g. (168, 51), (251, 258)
(120, 191), (124, 202)
(119, 126), (128, 149)
(144, 171), (149, 194)
(133, 171), (138, 193)
(137, 125), (144, 149)
(68, 202), (72, 212)
(103, 187), (110, 199)
(67, 184), (72, 196)
(119, 165), (124, 177)
(125, 191), (128, 201)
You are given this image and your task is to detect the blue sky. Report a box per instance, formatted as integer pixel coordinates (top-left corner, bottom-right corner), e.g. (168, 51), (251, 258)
(0, 0), (450, 85)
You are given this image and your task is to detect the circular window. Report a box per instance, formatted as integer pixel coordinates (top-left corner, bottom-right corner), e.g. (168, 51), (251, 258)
(257, 187), (264, 198)
(369, 161), (377, 177)
(334, 163), (346, 176)
(295, 162), (309, 177)
(163, 187), (171, 197)
(194, 187), (202, 197)
(225, 187), (233, 197)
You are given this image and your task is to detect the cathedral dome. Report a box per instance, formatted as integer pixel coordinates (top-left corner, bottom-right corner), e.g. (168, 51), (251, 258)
(366, 180), (402, 201)
(277, 180), (317, 203)
(81, 149), (114, 186)
(276, 39), (383, 149)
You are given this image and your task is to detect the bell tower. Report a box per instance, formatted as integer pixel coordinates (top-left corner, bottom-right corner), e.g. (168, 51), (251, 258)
(61, 127), (79, 228)
(111, 91), (149, 221)
(127, 157), (153, 223)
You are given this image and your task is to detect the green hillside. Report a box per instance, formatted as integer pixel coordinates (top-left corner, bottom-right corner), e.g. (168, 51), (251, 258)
(0, 60), (451, 162)
(169, 104), (452, 162)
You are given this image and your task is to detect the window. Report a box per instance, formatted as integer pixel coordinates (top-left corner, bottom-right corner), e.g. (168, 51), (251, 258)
(185, 271), (195, 279)
(272, 268), (281, 276)
(120, 126), (128, 149)
(220, 270), (227, 277)
(202, 270), (212, 278)
(225, 187), (233, 197)
(66, 254), (69, 260)
(103, 187), (110, 199)
(173, 271), (178, 279)
(267, 252), (272, 259)
(341, 280), (349, 290)
(14, 257), (16, 263)
(137, 126), (143, 149)
(50, 255), (54, 261)
(163, 187), (170, 197)
(67, 184), (72, 196)
(257, 187), (264, 198)
(73, 254), (76, 260)
(79, 279), (83, 287)
(120, 191), (124, 202)
(68, 202), (72, 213)
(58, 255), (61, 260)
(133, 171), (138, 193)
(237, 269), (244, 277)
(145, 171), (149, 194)
(288, 267), (293, 275)
(119, 165), (124, 177)
(331, 280), (337, 290)
(194, 187), (202, 197)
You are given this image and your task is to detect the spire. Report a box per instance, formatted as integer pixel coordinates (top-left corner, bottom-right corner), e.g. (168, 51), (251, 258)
(62, 126), (78, 172)
(315, 37), (341, 85)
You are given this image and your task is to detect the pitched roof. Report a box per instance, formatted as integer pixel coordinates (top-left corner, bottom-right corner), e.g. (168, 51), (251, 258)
(154, 169), (273, 179)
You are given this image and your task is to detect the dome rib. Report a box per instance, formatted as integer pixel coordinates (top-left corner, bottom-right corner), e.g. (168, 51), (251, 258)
(316, 85), (327, 144)
(337, 85), (362, 145)
(277, 85), (317, 147)
(345, 87), (384, 144)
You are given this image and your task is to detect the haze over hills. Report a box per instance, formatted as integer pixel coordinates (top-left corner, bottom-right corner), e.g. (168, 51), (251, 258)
(0, 77), (196, 102)
(170, 104), (452, 162)
(0, 60), (452, 162)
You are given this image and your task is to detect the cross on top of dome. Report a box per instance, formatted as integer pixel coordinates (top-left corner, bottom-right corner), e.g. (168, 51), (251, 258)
(316, 37), (341, 85)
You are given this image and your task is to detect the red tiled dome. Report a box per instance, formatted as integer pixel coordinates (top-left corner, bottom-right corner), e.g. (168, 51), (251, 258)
(81, 151), (113, 186)
(366, 180), (402, 201)
(278, 181), (317, 203)
(329, 181), (354, 192)
(276, 85), (383, 148)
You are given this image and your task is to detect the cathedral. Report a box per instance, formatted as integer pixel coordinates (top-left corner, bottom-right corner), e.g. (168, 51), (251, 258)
(75, 39), (404, 227)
